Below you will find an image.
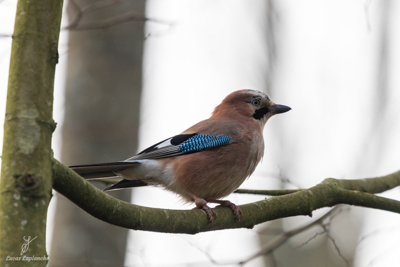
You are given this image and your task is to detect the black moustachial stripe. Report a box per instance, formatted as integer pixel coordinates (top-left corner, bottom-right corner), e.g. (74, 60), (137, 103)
(253, 107), (269, 120)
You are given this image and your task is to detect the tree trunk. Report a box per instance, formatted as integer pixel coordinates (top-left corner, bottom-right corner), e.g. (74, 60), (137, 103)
(49, 0), (145, 265)
(0, 0), (63, 266)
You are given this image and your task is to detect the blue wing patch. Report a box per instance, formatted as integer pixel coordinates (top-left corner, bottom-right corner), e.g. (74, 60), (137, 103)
(129, 133), (233, 160)
(178, 134), (232, 153)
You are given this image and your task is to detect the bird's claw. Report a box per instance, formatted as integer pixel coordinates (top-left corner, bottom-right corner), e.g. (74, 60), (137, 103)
(193, 205), (217, 223)
(192, 195), (242, 223)
(193, 197), (217, 223)
(216, 201), (243, 221)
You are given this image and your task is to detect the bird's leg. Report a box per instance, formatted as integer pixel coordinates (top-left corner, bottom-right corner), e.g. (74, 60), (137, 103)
(189, 193), (217, 223)
(209, 199), (243, 221)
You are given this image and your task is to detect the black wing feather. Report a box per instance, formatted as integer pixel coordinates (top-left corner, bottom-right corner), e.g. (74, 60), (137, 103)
(103, 179), (149, 191)
(129, 133), (198, 160)
(136, 134), (196, 156)
(70, 161), (140, 179)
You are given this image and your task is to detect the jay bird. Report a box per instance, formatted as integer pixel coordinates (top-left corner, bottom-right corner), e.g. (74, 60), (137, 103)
(70, 89), (291, 222)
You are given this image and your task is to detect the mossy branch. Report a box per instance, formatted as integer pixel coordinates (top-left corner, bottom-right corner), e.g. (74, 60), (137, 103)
(52, 159), (400, 234)
(0, 0), (63, 265)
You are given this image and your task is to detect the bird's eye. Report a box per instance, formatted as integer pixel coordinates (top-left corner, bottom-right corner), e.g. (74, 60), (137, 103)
(251, 99), (261, 106)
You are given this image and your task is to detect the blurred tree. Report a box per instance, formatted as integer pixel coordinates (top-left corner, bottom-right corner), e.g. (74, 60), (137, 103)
(49, 0), (145, 265)
(258, 1), (358, 266)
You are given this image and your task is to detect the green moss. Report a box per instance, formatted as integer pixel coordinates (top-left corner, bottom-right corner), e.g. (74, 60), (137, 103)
(0, 0), (64, 265)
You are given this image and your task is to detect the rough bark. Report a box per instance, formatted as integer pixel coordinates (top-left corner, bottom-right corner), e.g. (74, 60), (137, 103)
(0, 0), (63, 266)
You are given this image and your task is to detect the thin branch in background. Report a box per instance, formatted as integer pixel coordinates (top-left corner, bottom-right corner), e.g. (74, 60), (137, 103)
(189, 207), (347, 266)
(323, 224), (350, 267)
(68, 10), (149, 30)
(80, 0), (129, 13)
(296, 230), (326, 249)
(234, 189), (299, 196)
(298, 206), (351, 266)
(183, 238), (235, 266)
(364, 0), (373, 32)
(264, 252), (278, 267)
(65, 0), (172, 31)
(363, 237), (400, 267)
(124, 246), (147, 267)
(144, 25), (176, 40)
(357, 223), (400, 248)
(66, 0), (82, 29)
(239, 206), (342, 266)
(265, 0), (277, 91)
(276, 165), (301, 189)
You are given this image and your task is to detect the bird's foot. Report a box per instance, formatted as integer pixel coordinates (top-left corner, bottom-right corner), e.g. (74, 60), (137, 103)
(192, 197), (217, 223)
(213, 200), (243, 221)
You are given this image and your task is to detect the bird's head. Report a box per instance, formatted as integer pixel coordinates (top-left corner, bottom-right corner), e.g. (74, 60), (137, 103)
(212, 89), (291, 126)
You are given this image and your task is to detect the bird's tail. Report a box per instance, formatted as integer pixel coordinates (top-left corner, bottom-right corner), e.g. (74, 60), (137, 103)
(70, 161), (140, 179)
(102, 179), (148, 191)
(70, 161), (149, 191)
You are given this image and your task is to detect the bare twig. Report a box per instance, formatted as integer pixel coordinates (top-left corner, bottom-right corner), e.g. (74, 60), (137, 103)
(234, 189), (299, 196)
(66, 0), (83, 29)
(296, 230), (325, 249)
(239, 206), (341, 266)
(364, 0), (373, 32)
(323, 224), (350, 266)
(81, 0), (129, 13)
(65, 0), (171, 30)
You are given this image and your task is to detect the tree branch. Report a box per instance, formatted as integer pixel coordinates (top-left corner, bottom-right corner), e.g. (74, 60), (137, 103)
(52, 158), (400, 234)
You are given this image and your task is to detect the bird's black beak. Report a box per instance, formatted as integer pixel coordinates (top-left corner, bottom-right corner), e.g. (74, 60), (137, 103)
(270, 104), (291, 114)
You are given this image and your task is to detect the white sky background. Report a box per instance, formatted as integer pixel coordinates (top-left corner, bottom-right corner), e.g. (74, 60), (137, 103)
(1, 0), (400, 266)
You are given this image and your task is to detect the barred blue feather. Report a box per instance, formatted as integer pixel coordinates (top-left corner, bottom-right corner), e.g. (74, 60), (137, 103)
(178, 134), (232, 153)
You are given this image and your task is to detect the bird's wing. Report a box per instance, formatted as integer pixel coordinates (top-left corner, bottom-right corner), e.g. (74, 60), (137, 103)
(128, 133), (233, 160)
(70, 133), (233, 179)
